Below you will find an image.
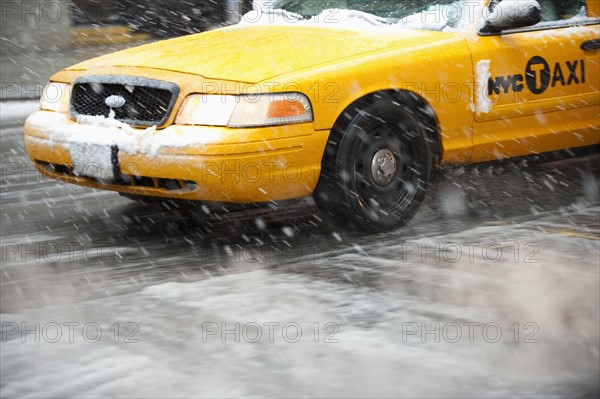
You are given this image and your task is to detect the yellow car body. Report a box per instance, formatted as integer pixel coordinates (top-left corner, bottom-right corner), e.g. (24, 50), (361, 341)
(24, 0), (600, 230)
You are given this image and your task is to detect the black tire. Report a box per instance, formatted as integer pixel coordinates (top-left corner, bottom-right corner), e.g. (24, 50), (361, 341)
(314, 92), (434, 232)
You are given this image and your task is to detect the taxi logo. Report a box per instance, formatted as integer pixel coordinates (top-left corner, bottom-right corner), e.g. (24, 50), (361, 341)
(105, 95), (126, 109)
(489, 56), (585, 96)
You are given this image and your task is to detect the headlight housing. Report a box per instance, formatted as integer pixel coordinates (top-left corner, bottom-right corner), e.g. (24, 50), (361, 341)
(176, 92), (313, 128)
(40, 82), (71, 113)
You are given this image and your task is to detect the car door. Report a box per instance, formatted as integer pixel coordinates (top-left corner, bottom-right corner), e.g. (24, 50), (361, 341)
(467, 0), (599, 162)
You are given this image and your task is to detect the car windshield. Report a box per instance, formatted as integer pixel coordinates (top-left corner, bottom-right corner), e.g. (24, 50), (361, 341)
(250, 0), (484, 30)
(265, 0), (456, 20)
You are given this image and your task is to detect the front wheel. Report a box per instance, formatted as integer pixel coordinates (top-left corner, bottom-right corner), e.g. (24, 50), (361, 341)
(314, 93), (433, 232)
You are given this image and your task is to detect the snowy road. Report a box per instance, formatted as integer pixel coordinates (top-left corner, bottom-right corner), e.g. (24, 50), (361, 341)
(1, 104), (599, 398)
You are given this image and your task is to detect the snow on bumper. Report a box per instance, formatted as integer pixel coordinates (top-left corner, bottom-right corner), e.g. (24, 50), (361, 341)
(24, 111), (327, 202)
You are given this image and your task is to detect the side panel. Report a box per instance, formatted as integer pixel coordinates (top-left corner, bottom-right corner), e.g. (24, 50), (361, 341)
(467, 23), (600, 162)
(275, 36), (476, 165)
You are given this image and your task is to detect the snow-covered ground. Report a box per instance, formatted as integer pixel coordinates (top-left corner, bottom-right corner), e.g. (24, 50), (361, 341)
(1, 110), (599, 397)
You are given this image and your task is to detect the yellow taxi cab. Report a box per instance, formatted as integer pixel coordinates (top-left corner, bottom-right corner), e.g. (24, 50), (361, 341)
(24, 0), (600, 231)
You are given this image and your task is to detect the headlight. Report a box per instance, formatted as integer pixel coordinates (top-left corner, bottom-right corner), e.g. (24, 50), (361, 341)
(175, 92), (313, 127)
(40, 82), (71, 113)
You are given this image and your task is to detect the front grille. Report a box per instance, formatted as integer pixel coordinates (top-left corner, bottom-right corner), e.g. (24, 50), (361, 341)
(70, 75), (180, 127)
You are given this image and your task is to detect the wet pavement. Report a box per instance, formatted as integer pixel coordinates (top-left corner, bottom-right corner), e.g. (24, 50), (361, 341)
(1, 107), (599, 398)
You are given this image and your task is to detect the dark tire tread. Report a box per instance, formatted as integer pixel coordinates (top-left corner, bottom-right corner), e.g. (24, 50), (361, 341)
(314, 91), (437, 232)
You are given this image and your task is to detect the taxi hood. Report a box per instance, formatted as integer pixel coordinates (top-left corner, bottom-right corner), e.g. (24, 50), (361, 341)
(66, 25), (456, 83)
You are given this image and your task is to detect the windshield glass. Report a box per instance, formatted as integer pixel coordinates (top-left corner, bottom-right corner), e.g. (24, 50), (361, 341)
(247, 0), (485, 31)
(266, 0), (457, 20)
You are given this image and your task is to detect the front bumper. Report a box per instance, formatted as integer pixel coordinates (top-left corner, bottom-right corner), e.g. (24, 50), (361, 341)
(24, 111), (328, 202)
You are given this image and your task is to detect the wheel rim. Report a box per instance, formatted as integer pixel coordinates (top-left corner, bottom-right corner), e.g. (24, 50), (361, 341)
(350, 110), (426, 221)
(370, 148), (397, 186)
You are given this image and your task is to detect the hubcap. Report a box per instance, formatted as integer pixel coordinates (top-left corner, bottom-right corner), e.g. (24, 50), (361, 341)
(370, 148), (397, 186)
